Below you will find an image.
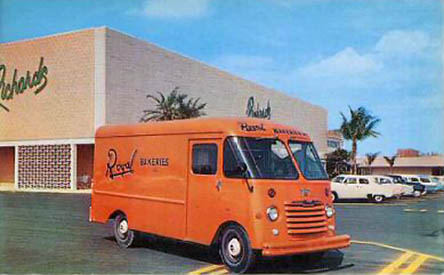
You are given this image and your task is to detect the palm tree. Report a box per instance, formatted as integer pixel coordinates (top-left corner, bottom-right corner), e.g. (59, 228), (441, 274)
(384, 155), (397, 174)
(340, 106), (380, 174)
(326, 149), (351, 178)
(140, 87), (206, 122)
(365, 152), (379, 174)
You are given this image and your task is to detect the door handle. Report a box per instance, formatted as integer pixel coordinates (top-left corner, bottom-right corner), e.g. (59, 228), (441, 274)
(216, 180), (222, 191)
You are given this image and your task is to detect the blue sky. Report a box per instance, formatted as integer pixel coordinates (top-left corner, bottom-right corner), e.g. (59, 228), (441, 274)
(1, 0), (442, 156)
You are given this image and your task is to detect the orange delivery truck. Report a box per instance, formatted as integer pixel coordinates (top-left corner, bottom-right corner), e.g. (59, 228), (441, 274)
(90, 117), (350, 273)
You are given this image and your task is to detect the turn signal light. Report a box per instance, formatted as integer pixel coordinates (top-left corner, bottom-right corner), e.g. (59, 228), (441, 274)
(268, 188), (276, 198)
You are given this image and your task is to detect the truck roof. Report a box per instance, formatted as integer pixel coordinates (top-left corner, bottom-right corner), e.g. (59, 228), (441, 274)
(95, 117), (311, 141)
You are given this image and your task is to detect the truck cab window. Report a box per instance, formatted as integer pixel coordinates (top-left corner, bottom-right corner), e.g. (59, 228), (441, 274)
(223, 137), (298, 180)
(192, 144), (218, 175)
(288, 141), (328, 180)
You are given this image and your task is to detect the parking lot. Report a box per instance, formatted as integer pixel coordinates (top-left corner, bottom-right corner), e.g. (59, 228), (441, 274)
(0, 191), (443, 274)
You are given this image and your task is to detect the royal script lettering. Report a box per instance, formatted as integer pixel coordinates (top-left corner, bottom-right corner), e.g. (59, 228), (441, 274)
(105, 149), (137, 180)
(241, 123), (266, 132)
(0, 57), (49, 112)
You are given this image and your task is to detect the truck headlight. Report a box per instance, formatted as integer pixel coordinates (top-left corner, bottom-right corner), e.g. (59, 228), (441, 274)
(325, 205), (334, 218)
(266, 206), (279, 221)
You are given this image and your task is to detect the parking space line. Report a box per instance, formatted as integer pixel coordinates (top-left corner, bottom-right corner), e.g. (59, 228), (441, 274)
(190, 240), (442, 274)
(335, 203), (407, 206)
(188, 264), (224, 274)
(378, 252), (414, 274)
(351, 240), (444, 262)
(399, 255), (428, 274)
(209, 268), (228, 275)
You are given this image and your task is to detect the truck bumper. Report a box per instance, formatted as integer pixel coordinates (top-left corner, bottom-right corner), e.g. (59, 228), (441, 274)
(262, 234), (351, 257)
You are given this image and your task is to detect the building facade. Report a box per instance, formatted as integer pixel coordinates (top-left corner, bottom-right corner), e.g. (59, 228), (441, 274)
(359, 155), (444, 176)
(397, 148), (420, 158)
(0, 27), (328, 190)
(326, 130), (344, 154)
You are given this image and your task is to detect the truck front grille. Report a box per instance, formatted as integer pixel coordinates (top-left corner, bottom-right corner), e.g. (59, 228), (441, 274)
(285, 200), (328, 235)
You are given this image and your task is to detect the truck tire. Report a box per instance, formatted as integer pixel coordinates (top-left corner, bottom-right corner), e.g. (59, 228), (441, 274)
(373, 195), (384, 203)
(304, 252), (325, 265)
(331, 192), (338, 203)
(219, 224), (255, 273)
(113, 214), (135, 248)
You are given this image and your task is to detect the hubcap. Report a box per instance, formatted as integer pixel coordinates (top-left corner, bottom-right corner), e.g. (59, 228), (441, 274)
(227, 238), (241, 257)
(119, 220), (128, 234)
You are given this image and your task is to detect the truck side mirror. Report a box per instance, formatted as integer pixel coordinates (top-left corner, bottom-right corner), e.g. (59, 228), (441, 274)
(237, 162), (248, 177)
(237, 162), (254, 192)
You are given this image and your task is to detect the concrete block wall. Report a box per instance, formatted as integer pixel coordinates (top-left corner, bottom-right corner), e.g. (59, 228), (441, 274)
(100, 28), (328, 155)
(0, 29), (96, 141)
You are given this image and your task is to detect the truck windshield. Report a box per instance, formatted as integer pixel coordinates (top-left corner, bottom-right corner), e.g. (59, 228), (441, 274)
(288, 141), (328, 180)
(223, 137), (299, 180)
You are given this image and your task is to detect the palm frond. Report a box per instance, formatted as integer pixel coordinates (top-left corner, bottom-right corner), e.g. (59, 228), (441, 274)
(140, 87), (207, 122)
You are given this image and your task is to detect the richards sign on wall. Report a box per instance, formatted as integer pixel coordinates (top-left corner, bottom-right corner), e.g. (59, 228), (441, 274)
(0, 57), (49, 112)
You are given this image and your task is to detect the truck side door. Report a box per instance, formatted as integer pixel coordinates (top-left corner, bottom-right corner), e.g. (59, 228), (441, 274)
(186, 139), (222, 245)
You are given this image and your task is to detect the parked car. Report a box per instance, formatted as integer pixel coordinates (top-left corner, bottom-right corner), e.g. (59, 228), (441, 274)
(430, 176), (444, 191)
(373, 176), (405, 198)
(331, 175), (398, 203)
(402, 175), (438, 194)
(386, 175), (424, 197)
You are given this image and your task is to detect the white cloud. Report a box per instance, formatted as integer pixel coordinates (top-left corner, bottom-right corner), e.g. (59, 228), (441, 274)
(299, 47), (382, 77)
(293, 29), (439, 87)
(141, 0), (210, 19)
(374, 30), (432, 56)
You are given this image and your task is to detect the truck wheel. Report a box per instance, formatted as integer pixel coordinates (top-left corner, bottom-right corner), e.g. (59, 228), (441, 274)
(331, 192), (338, 202)
(219, 225), (255, 273)
(113, 214), (135, 248)
(413, 190), (421, 197)
(373, 195), (384, 203)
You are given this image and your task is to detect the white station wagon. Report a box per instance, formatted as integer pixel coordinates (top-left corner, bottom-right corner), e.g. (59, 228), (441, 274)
(373, 176), (411, 198)
(331, 175), (398, 203)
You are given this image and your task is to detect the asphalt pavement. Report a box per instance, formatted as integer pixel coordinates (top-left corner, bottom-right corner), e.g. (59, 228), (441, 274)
(0, 191), (443, 273)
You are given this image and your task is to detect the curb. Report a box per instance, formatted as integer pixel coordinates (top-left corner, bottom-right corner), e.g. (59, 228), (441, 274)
(0, 187), (91, 194)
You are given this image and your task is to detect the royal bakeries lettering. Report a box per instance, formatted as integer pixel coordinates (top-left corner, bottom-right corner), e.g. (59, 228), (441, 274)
(106, 149), (137, 180)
